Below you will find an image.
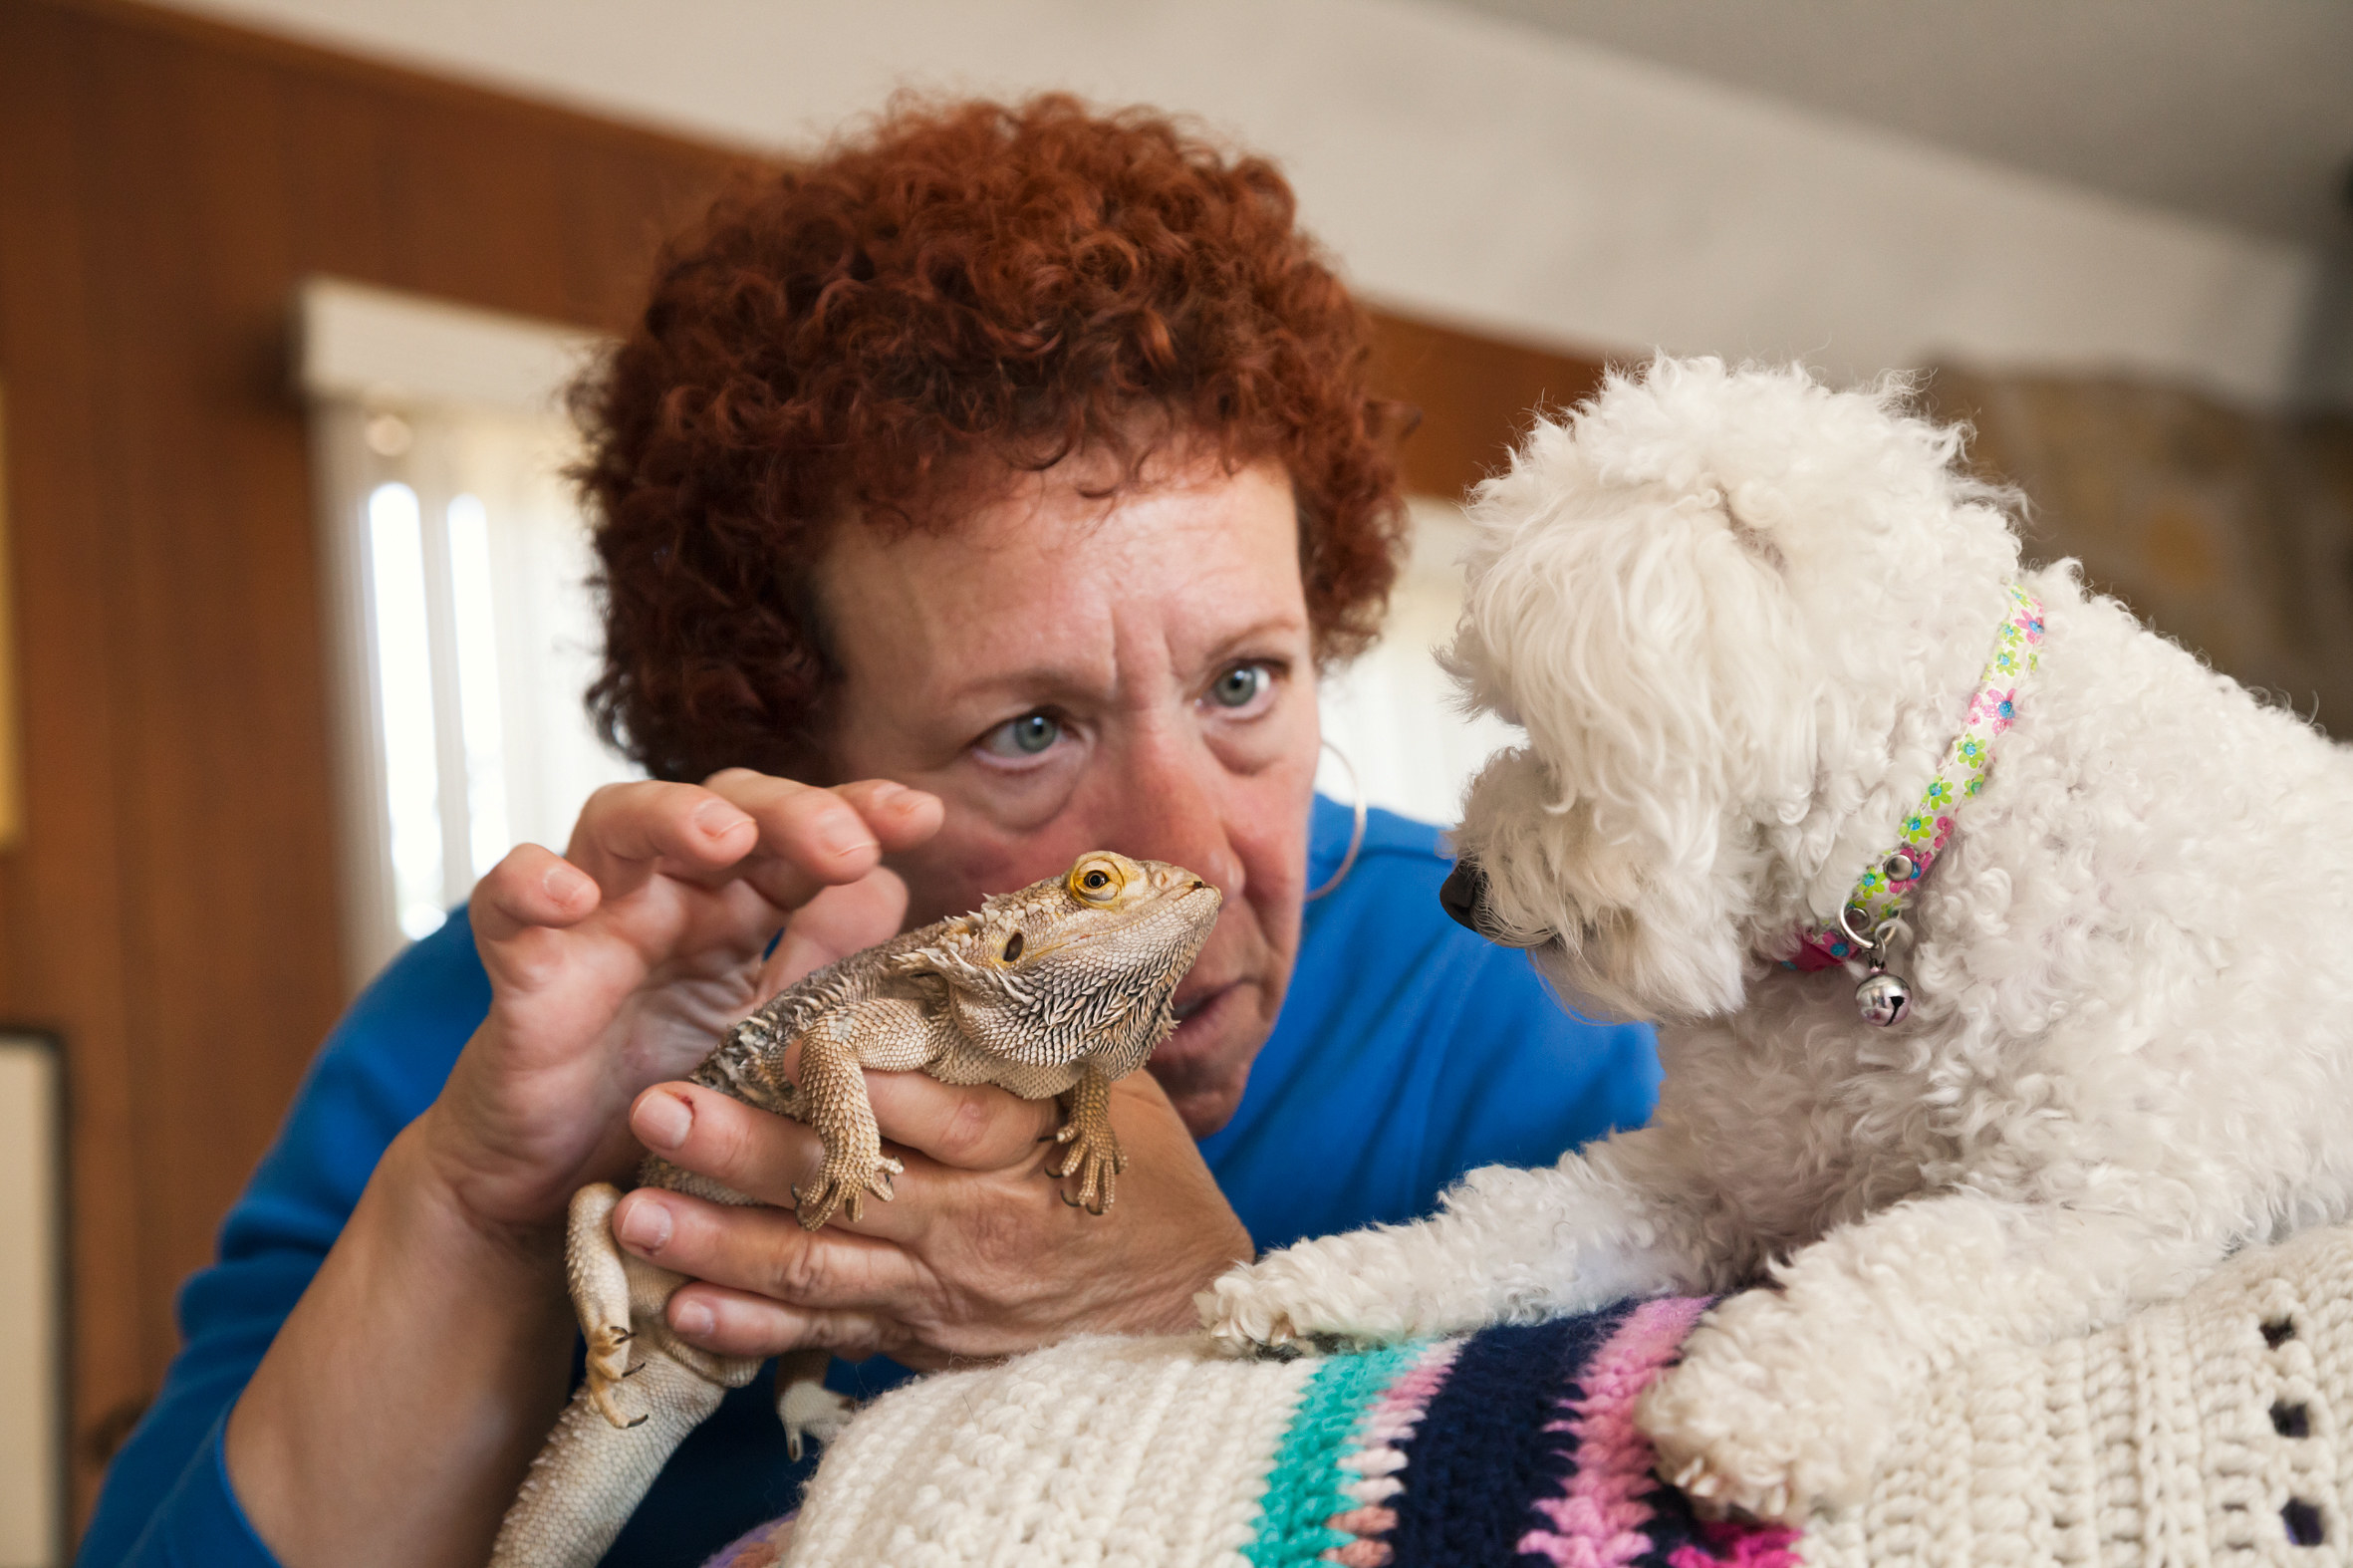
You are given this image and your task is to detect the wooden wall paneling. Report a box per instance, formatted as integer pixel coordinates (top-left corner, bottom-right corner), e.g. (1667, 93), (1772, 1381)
(1365, 309), (1610, 503)
(282, 71), (405, 284)
(390, 104), (579, 320)
(553, 145), (735, 334)
(90, 27), (349, 1360)
(0, 388), (22, 855)
(0, 0), (151, 1521)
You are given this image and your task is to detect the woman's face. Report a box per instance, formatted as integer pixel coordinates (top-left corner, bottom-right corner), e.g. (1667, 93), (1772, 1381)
(817, 450), (1320, 1136)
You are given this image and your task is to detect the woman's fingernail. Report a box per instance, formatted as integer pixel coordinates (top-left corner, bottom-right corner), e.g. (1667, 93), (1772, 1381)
(822, 819), (880, 859)
(694, 798), (746, 836)
(615, 1197), (671, 1253)
(672, 1299), (714, 1338)
(635, 1092), (692, 1151)
(543, 863), (590, 902)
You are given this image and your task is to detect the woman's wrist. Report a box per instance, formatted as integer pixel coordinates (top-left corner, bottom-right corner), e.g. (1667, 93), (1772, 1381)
(380, 1112), (571, 1288)
(226, 1122), (574, 1568)
(403, 1090), (574, 1254)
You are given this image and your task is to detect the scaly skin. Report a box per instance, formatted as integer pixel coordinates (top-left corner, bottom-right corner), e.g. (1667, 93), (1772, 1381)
(490, 851), (1220, 1568)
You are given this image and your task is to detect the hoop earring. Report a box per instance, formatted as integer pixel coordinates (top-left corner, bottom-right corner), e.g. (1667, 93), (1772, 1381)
(1305, 740), (1367, 902)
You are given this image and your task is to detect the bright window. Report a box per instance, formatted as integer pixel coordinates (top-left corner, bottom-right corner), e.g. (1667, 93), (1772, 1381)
(1317, 496), (1519, 830)
(301, 280), (639, 986)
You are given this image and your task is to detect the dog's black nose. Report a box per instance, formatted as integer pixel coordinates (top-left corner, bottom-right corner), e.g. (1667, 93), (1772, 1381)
(1439, 860), (1485, 933)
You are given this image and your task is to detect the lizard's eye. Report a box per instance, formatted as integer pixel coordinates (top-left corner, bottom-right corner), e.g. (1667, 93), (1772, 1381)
(1068, 855), (1126, 904)
(1001, 931), (1024, 963)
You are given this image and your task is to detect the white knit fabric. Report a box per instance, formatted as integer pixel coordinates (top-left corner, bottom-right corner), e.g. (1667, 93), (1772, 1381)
(779, 1224), (2353, 1567)
(782, 1335), (1317, 1568)
(1805, 1221), (2353, 1568)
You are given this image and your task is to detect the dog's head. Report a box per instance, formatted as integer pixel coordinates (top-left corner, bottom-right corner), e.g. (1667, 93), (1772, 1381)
(1441, 358), (2021, 1021)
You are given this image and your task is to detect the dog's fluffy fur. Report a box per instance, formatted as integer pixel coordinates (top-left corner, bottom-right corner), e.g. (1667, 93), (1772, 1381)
(1200, 357), (2353, 1520)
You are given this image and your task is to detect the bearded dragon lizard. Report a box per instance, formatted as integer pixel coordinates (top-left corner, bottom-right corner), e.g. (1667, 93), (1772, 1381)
(491, 850), (1220, 1568)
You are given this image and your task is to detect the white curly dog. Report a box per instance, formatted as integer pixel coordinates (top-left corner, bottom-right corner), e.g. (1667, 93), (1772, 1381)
(1200, 357), (2353, 1522)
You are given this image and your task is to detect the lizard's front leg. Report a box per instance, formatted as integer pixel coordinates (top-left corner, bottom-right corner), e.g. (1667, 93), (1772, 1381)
(789, 1005), (914, 1229)
(1049, 1058), (1125, 1213)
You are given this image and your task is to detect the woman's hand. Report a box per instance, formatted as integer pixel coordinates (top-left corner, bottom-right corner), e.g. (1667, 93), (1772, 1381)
(226, 770), (940, 1568)
(414, 769), (943, 1241)
(604, 1065), (1256, 1366)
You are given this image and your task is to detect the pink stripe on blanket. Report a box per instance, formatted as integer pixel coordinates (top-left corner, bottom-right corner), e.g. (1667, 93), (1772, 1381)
(1321, 1340), (1462, 1564)
(1668, 1520), (1802, 1568)
(700, 1512), (797, 1568)
(1516, 1297), (1710, 1568)
(1353, 1340), (1462, 1453)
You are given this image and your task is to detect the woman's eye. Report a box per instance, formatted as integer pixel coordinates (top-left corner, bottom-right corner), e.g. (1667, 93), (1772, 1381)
(1208, 663), (1271, 709)
(977, 711), (1062, 758)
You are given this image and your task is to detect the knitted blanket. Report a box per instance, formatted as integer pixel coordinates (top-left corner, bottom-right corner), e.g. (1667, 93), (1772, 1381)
(726, 1222), (2353, 1567)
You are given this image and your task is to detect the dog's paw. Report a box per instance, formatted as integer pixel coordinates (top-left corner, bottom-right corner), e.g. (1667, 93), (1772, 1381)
(1635, 1309), (1888, 1523)
(1195, 1237), (1420, 1354)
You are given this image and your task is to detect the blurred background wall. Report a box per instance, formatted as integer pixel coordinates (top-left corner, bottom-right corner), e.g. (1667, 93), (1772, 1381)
(0, 0), (2347, 1539)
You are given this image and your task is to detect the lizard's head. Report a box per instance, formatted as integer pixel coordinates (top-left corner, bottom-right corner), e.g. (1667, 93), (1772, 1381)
(903, 851), (1223, 1068)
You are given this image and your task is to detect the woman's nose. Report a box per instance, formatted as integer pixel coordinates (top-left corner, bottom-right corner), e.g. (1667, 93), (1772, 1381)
(1093, 732), (1241, 893)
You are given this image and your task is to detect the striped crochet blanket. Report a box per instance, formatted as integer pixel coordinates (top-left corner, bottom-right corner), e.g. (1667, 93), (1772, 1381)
(714, 1221), (2353, 1567)
(717, 1298), (1794, 1568)
(1230, 1299), (1793, 1568)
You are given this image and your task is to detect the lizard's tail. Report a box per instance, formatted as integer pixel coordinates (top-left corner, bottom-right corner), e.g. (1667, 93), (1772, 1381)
(489, 1350), (724, 1568)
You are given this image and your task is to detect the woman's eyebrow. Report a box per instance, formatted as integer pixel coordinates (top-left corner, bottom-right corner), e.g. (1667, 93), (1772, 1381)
(931, 661), (1116, 711)
(926, 614), (1308, 711)
(1189, 616), (1311, 669)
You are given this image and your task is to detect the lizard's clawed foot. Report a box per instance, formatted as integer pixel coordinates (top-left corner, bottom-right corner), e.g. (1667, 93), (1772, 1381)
(1049, 1121), (1126, 1214)
(585, 1320), (641, 1428)
(779, 1380), (855, 1461)
(793, 1152), (907, 1230)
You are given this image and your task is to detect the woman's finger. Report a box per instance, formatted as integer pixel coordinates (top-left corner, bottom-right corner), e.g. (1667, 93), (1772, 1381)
(627, 1083), (947, 1246)
(661, 1281), (903, 1364)
(564, 779), (761, 900)
(758, 871), (912, 997)
(697, 772), (939, 914)
(610, 1185), (932, 1312)
(630, 1083), (824, 1211)
(467, 847), (609, 997)
(864, 1070), (1063, 1173)
(635, 1073), (1057, 1208)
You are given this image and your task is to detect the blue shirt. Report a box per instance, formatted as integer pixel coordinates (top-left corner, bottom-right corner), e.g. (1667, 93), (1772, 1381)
(80, 798), (1658, 1568)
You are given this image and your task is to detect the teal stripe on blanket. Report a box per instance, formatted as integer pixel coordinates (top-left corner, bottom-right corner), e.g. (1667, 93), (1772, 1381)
(1243, 1343), (1420, 1567)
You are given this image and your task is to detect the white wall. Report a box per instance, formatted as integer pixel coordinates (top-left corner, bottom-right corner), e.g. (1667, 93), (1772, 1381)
(155, 0), (2318, 408)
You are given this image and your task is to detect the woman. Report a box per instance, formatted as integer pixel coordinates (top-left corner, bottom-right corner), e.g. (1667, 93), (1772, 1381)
(81, 97), (1657, 1568)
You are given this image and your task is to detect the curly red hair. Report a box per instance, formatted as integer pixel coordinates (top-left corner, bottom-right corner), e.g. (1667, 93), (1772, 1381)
(577, 95), (1407, 782)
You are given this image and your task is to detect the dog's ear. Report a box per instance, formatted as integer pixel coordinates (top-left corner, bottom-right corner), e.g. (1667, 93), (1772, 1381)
(1718, 500), (1789, 576)
(1448, 398), (1819, 866)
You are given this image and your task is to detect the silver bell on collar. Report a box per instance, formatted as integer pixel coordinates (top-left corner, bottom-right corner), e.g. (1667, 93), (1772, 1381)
(1856, 968), (1912, 1027)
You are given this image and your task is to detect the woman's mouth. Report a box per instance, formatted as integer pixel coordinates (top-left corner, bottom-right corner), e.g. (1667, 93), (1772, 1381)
(1165, 982), (1241, 1050)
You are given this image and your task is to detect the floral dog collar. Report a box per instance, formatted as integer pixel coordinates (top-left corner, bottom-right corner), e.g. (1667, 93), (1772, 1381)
(1790, 585), (2045, 1024)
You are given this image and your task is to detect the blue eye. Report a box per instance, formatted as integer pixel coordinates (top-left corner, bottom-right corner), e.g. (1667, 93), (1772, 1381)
(979, 712), (1061, 757)
(1209, 663), (1270, 708)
